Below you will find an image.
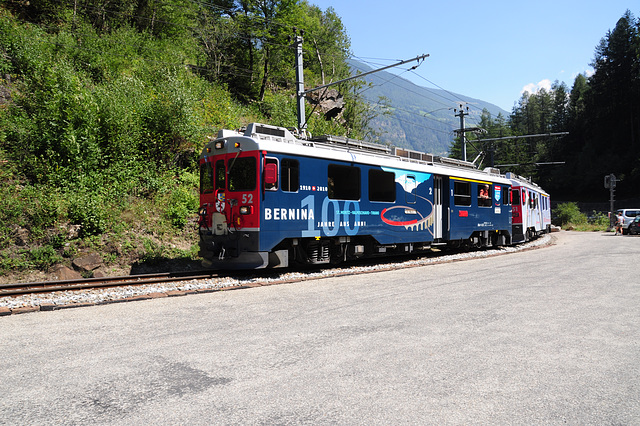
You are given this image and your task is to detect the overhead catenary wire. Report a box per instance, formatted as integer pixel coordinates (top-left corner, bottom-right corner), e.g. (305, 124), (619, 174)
(351, 56), (461, 108)
(348, 58), (484, 132)
(349, 56), (491, 132)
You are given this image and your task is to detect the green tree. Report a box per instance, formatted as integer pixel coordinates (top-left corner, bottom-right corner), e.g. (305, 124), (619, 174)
(560, 10), (640, 199)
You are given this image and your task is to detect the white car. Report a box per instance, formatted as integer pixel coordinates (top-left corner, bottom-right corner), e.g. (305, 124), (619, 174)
(616, 209), (640, 234)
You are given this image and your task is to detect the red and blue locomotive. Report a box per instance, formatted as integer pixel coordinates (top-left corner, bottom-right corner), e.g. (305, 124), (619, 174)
(198, 123), (535, 268)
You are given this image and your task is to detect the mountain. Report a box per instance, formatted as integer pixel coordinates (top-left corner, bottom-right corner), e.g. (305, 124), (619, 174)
(349, 59), (509, 156)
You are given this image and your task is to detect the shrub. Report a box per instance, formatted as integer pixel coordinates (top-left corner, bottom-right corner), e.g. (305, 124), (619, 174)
(141, 237), (164, 263)
(554, 202), (587, 227)
(589, 211), (610, 227)
(261, 91), (298, 129)
(163, 175), (199, 229)
(67, 193), (108, 237)
(29, 245), (62, 270)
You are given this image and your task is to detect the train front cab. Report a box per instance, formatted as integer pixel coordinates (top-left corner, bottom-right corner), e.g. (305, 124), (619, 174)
(198, 133), (287, 268)
(447, 177), (512, 248)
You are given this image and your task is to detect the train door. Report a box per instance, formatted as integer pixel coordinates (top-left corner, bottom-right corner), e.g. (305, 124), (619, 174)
(433, 176), (444, 239)
(534, 192), (543, 232)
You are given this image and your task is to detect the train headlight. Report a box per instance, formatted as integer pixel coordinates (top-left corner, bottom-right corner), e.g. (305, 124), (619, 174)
(215, 140), (226, 149)
(240, 206), (253, 215)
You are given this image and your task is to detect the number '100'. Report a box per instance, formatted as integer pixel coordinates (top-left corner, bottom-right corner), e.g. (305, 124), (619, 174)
(301, 195), (361, 237)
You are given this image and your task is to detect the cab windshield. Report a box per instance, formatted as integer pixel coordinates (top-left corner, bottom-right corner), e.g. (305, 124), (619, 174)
(227, 157), (256, 192)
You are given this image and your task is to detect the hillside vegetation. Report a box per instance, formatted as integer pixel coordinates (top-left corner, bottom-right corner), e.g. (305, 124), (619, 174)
(0, 0), (361, 281)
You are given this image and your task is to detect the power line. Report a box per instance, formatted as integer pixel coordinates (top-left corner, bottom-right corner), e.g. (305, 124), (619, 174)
(351, 56), (462, 108)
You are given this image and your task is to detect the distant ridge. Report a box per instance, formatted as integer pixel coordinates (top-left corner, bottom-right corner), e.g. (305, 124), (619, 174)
(349, 59), (508, 156)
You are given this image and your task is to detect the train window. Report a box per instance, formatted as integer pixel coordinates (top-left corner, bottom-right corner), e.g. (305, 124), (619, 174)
(215, 160), (225, 190)
(227, 157), (256, 192)
(200, 161), (214, 194)
(369, 169), (395, 202)
(512, 189), (521, 205)
(281, 158), (299, 192)
(502, 186), (510, 205)
(453, 181), (471, 206)
(477, 184), (491, 207)
(328, 164), (360, 200)
(264, 157), (278, 191)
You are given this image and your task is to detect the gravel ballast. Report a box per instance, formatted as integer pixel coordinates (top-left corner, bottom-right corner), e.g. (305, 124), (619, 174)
(0, 234), (552, 313)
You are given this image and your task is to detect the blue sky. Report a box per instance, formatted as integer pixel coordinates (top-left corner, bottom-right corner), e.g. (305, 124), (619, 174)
(310, 0), (635, 113)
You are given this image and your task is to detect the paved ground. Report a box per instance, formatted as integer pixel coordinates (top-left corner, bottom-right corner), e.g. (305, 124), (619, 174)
(1, 231), (638, 424)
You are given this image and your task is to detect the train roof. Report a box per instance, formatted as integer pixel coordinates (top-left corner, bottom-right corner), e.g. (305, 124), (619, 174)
(207, 123), (512, 184)
(505, 172), (549, 195)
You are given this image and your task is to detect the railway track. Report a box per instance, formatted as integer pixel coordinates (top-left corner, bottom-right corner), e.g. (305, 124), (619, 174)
(0, 270), (226, 297)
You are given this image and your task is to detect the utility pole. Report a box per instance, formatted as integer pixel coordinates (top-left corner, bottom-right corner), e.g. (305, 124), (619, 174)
(454, 104), (470, 161)
(292, 30), (306, 134)
(604, 173), (617, 229)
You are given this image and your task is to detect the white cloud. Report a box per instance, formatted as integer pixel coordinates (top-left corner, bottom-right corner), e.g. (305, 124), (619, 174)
(521, 79), (552, 95)
(570, 68), (595, 81)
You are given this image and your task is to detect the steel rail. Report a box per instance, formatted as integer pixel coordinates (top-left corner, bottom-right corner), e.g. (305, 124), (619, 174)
(0, 270), (225, 297)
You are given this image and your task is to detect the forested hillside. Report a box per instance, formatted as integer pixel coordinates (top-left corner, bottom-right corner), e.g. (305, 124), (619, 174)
(0, 0), (361, 279)
(451, 10), (640, 202)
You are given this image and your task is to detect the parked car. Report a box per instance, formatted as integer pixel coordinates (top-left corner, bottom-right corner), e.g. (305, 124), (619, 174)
(616, 209), (640, 234)
(628, 216), (640, 235)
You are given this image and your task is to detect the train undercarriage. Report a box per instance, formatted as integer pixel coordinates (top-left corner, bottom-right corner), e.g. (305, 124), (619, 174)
(199, 229), (513, 269)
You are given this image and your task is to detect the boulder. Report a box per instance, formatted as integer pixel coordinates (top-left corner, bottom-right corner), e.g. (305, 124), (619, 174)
(72, 253), (103, 272)
(51, 265), (83, 281)
(307, 88), (345, 120)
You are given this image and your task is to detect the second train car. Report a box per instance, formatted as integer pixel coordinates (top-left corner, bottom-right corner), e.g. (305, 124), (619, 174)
(507, 172), (552, 242)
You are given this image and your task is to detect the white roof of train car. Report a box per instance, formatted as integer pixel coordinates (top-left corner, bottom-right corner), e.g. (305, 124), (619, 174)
(505, 172), (549, 196)
(208, 123), (512, 185)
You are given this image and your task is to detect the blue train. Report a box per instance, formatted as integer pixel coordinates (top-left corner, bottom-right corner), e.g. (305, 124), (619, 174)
(198, 123), (549, 268)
